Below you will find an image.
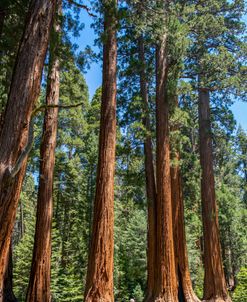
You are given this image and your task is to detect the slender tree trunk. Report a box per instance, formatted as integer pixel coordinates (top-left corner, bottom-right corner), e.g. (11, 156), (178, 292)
(0, 4), (6, 135)
(84, 1), (117, 301)
(0, 0), (55, 298)
(138, 37), (157, 302)
(0, 5), (5, 40)
(19, 201), (24, 239)
(198, 88), (231, 302)
(3, 244), (18, 302)
(26, 2), (61, 301)
(154, 34), (178, 302)
(171, 151), (201, 302)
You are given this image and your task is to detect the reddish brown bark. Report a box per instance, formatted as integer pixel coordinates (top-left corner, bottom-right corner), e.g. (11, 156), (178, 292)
(171, 152), (200, 302)
(0, 0), (55, 298)
(138, 37), (157, 302)
(198, 88), (231, 302)
(84, 1), (117, 301)
(154, 34), (178, 302)
(26, 3), (60, 301)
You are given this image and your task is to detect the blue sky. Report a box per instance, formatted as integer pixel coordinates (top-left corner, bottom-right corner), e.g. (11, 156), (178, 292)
(75, 9), (247, 131)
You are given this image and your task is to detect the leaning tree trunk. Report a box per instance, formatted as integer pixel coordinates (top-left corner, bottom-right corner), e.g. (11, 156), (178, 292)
(26, 2), (60, 301)
(84, 1), (117, 301)
(0, 0), (55, 298)
(198, 88), (231, 302)
(138, 37), (157, 302)
(154, 34), (178, 302)
(3, 244), (18, 302)
(171, 151), (201, 302)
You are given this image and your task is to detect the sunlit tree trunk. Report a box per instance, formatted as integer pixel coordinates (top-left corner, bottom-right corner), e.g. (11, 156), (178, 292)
(138, 37), (157, 302)
(171, 153), (201, 302)
(0, 1), (55, 298)
(84, 1), (117, 301)
(154, 33), (178, 302)
(26, 2), (61, 301)
(198, 88), (231, 302)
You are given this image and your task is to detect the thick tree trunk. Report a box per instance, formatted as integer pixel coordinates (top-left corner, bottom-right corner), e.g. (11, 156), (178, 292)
(154, 34), (178, 302)
(171, 151), (201, 302)
(138, 37), (157, 302)
(198, 88), (231, 302)
(0, 0), (55, 298)
(26, 2), (61, 301)
(84, 1), (117, 301)
(3, 244), (18, 302)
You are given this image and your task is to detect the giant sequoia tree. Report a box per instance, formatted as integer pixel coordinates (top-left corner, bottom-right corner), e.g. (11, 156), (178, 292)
(198, 88), (231, 302)
(26, 1), (61, 301)
(154, 28), (178, 302)
(84, 1), (117, 301)
(0, 0), (55, 298)
(185, 1), (246, 301)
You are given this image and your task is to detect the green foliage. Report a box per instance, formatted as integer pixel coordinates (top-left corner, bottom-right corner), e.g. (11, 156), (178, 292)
(13, 174), (36, 301)
(114, 200), (147, 301)
(233, 267), (247, 302)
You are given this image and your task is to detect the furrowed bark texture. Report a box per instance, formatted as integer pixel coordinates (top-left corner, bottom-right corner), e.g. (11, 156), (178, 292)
(26, 2), (60, 301)
(154, 35), (178, 302)
(171, 151), (201, 302)
(3, 244), (18, 302)
(0, 0), (55, 298)
(138, 37), (157, 302)
(84, 1), (117, 301)
(198, 89), (231, 302)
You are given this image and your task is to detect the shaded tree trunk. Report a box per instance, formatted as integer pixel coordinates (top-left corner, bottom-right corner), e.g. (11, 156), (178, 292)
(0, 0), (55, 298)
(26, 2), (61, 300)
(138, 37), (157, 302)
(171, 151), (201, 302)
(198, 88), (231, 302)
(84, 1), (117, 301)
(3, 244), (18, 302)
(0, 4), (6, 136)
(154, 34), (178, 302)
(0, 5), (6, 39)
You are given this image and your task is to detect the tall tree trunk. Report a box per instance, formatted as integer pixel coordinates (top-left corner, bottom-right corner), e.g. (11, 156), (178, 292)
(0, 3), (6, 136)
(84, 1), (117, 301)
(0, 0), (55, 298)
(171, 151), (201, 302)
(26, 2), (61, 300)
(0, 5), (5, 39)
(154, 34), (178, 302)
(138, 37), (157, 302)
(3, 244), (18, 302)
(198, 88), (231, 302)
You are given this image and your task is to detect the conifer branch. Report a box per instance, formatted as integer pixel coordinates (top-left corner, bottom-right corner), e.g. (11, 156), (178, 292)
(32, 101), (84, 117)
(9, 102), (84, 178)
(67, 0), (96, 17)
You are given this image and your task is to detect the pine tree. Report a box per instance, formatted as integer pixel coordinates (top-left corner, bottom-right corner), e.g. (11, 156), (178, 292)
(138, 36), (157, 302)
